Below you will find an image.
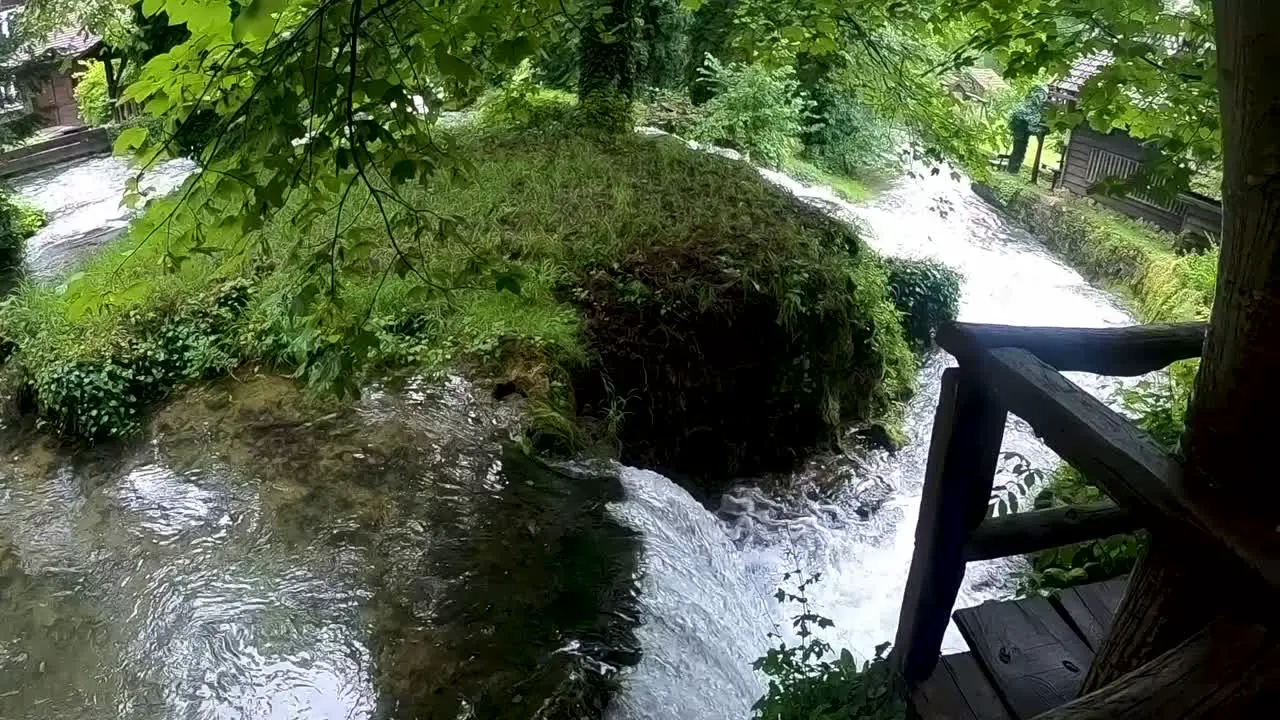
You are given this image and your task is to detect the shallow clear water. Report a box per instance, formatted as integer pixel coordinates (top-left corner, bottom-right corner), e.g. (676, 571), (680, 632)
(0, 377), (639, 719)
(2, 154), (1141, 719)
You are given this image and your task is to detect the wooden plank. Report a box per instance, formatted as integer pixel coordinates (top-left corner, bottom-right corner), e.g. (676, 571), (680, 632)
(937, 322), (1206, 378)
(893, 368), (1009, 686)
(1052, 578), (1129, 652)
(1034, 617), (1280, 719)
(964, 503), (1141, 562)
(914, 653), (1015, 720)
(954, 597), (1094, 718)
(973, 347), (1280, 590)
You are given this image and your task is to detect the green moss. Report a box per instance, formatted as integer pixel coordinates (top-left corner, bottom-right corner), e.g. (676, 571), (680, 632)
(0, 127), (916, 488)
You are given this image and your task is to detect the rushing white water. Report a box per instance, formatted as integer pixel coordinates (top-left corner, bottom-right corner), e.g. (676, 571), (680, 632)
(609, 168), (1138, 719)
(3, 149), (1144, 719)
(10, 155), (195, 279)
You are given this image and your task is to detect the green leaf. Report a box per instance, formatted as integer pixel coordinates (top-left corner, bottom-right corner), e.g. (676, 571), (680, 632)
(114, 127), (149, 155)
(233, 0), (286, 41)
(434, 47), (478, 83)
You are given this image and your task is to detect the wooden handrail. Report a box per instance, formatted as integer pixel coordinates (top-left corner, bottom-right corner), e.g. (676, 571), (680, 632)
(973, 346), (1280, 589)
(893, 322), (1276, 699)
(1031, 617), (1280, 719)
(964, 502), (1141, 562)
(938, 322), (1206, 377)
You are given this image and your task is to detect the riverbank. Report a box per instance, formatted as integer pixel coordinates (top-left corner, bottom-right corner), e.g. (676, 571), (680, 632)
(972, 173), (1214, 594)
(0, 119), (965, 495)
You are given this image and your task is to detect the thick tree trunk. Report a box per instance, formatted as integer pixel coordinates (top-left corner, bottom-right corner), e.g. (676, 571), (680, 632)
(1083, 0), (1280, 692)
(578, 0), (637, 101)
(1007, 121), (1030, 174)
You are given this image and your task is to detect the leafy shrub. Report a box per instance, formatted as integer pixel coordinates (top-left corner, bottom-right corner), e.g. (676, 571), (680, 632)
(17, 279), (248, 441)
(753, 570), (906, 720)
(689, 57), (809, 167)
(883, 257), (962, 347)
(0, 191), (46, 270)
(74, 60), (113, 127)
(805, 83), (895, 179)
(477, 62), (578, 131)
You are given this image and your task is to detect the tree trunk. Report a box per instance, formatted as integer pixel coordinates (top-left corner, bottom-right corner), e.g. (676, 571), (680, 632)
(1083, 0), (1280, 692)
(1007, 120), (1030, 174)
(579, 0), (637, 101)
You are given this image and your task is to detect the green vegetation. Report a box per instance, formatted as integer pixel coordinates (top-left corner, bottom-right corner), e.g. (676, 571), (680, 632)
(883, 258), (962, 348)
(0, 124), (917, 488)
(753, 571), (907, 720)
(688, 57), (808, 167)
(74, 61), (113, 127)
(0, 191), (47, 271)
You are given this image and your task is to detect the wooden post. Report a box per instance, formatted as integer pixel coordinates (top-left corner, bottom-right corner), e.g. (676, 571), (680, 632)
(892, 367), (1007, 686)
(1031, 133), (1046, 184)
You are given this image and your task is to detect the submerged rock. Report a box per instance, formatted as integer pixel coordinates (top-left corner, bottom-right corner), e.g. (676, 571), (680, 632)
(0, 374), (642, 720)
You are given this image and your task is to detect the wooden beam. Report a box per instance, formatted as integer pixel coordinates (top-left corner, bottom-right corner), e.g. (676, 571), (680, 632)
(938, 322), (1206, 377)
(1032, 617), (1280, 719)
(974, 347), (1280, 589)
(893, 368), (1008, 687)
(954, 596), (1095, 718)
(964, 503), (1141, 562)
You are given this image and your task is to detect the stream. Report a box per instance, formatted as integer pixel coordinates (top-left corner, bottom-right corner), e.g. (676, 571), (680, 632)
(1, 154), (1136, 719)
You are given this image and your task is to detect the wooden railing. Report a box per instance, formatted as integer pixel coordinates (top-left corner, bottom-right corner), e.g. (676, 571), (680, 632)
(890, 321), (1280, 698)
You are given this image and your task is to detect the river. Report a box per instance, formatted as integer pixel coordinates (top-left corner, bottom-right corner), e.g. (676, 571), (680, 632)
(1, 154), (1136, 718)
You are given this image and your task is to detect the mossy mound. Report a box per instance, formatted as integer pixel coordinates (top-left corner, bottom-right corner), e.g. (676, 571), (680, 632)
(0, 127), (915, 489)
(437, 131), (914, 484)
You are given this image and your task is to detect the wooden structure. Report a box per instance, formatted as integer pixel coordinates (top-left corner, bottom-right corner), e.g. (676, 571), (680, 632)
(0, 127), (110, 178)
(1056, 126), (1223, 238)
(892, 321), (1280, 718)
(1048, 55), (1223, 238)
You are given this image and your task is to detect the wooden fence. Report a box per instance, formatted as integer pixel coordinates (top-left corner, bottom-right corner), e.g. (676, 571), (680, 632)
(0, 127), (112, 178)
(892, 321), (1280, 716)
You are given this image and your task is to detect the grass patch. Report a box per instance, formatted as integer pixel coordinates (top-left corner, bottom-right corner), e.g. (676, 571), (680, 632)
(0, 125), (921, 488)
(781, 156), (876, 203)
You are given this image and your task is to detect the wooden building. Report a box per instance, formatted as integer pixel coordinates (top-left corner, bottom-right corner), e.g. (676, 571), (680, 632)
(0, 0), (100, 129)
(1049, 56), (1223, 239)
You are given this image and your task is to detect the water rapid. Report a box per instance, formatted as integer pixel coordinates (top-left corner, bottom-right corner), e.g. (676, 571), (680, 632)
(1, 154), (1142, 719)
(606, 168), (1138, 718)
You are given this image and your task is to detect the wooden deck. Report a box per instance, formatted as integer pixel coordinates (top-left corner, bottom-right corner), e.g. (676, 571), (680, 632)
(913, 577), (1128, 719)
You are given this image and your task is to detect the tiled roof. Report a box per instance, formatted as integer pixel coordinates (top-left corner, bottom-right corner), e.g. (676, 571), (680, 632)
(1050, 53), (1112, 102)
(34, 27), (100, 58)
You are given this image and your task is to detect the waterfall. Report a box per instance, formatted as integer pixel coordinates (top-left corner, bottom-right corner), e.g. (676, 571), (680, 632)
(608, 169), (1139, 715)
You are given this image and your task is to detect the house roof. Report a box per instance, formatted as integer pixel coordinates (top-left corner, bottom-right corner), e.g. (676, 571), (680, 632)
(949, 67), (1010, 101)
(35, 27), (100, 58)
(1, 27), (101, 70)
(1049, 53), (1112, 103)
